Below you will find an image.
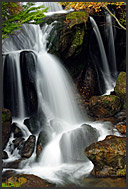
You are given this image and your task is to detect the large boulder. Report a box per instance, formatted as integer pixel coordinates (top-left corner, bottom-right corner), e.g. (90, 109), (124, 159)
(85, 135), (126, 177)
(114, 72), (126, 109)
(59, 124), (99, 162)
(2, 108), (12, 150)
(88, 95), (121, 118)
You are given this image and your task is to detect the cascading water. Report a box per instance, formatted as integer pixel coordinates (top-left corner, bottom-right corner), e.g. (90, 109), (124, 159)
(105, 14), (117, 79)
(90, 16), (116, 95)
(2, 8), (118, 185)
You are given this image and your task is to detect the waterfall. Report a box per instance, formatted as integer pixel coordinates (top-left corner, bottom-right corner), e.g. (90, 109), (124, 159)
(90, 16), (115, 95)
(2, 9), (115, 185)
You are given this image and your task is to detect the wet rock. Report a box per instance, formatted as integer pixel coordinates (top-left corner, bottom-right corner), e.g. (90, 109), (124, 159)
(2, 174), (55, 187)
(114, 110), (126, 122)
(20, 51), (38, 116)
(2, 108), (12, 150)
(88, 95), (121, 118)
(114, 72), (126, 109)
(85, 135), (126, 177)
(13, 137), (25, 148)
(2, 151), (8, 159)
(60, 124), (99, 162)
(11, 123), (23, 138)
(2, 158), (26, 169)
(12, 137), (25, 155)
(24, 111), (46, 134)
(22, 135), (36, 158)
(36, 130), (50, 160)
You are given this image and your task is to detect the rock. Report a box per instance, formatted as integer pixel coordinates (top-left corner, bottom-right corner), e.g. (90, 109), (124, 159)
(24, 117), (40, 134)
(20, 51), (38, 116)
(13, 137), (25, 148)
(60, 124), (99, 162)
(116, 124), (126, 135)
(88, 95), (121, 118)
(2, 174), (55, 187)
(77, 67), (100, 102)
(85, 135), (126, 177)
(114, 110), (126, 122)
(22, 135), (36, 158)
(114, 72), (126, 109)
(12, 137), (25, 155)
(36, 130), (50, 160)
(2, 158), (26, 169)
(2, 151), (8, 159)
(11, 122), (23, 138)
(2, 108), (12, 150)
(24, 111), (46, 134)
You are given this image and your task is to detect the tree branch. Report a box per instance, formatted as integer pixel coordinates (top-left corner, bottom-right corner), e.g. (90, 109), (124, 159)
(104, 5), (126, 30)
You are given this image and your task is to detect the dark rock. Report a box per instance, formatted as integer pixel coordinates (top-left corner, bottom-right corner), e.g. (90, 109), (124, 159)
(22, 135), (36, 158)
(11, 122), (23, 138)
(36, 130), (50, 160)
(24, 111), (46, 134)
(2, 174), (55, 187)
(2, 151), (8, 159)
(114, 110), (126, 122)
(13, 137), (25, 148)
(20, 51), (38, 116)
(88, 95), (121, 118)
(77, 67), (100, 102)
(24, 117), (39, 134)
(2, 108), (12, 150)
(85, 135), (126, 177)
(12, 137), (25, 155)
(60, 124), (99, 162)
(114, 72), (126, 109)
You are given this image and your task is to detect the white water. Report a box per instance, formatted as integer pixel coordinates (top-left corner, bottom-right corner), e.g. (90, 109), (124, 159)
(2, 11), (119, 185)
(90, 16), (115, 95)
(106, 14), (117, 79)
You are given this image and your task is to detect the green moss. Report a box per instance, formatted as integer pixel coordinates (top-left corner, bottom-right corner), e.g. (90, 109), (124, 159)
(116, 165), (126, 176)
(2, 176), (27, 187)
(2, 113), (7, 124)
(66, 11), (89, 28)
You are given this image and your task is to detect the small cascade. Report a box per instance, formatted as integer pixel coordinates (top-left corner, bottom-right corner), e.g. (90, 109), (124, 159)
(3, 53), (25, 119)
(105, 14), (117, 79)
(32, 2), (63, 12)
(90, 16), (115, 94)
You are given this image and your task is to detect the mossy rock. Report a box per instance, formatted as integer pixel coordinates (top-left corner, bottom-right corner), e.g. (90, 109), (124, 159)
(66, 11), (89, 28)
(114, 72), (126, 109)
(2, 174), (55, 187)
(88, 95), (121, 118)
(85, 135), (126, 177)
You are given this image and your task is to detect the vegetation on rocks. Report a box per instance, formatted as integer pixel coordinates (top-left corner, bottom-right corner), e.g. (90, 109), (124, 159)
(2, 2), (48, 39)
(85, 135), (126, 177)
(88, 95), (121, 118)
(114, 72), (126, 109)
